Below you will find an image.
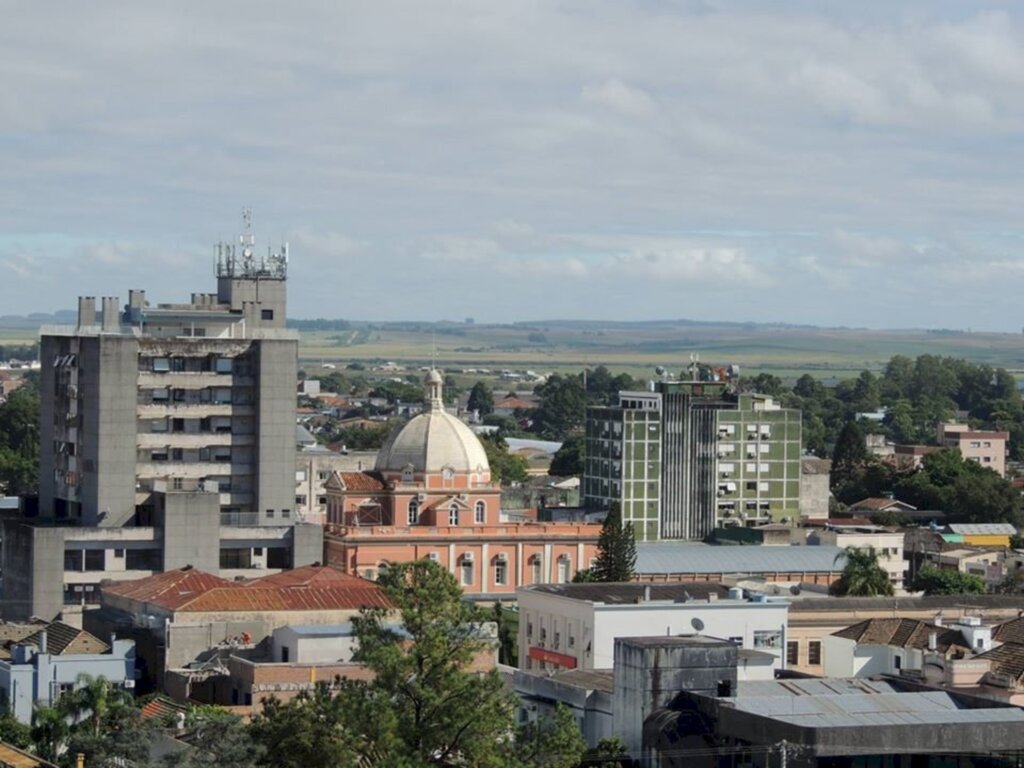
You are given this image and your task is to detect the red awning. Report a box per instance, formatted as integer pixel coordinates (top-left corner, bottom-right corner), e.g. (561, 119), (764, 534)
(528, 646), (577, 668)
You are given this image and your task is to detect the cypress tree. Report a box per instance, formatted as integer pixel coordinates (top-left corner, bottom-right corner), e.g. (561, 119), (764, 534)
(593, 502), (637, 582)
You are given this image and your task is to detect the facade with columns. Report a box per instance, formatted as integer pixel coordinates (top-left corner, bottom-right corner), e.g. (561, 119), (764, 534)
(323, 371), (601, 596)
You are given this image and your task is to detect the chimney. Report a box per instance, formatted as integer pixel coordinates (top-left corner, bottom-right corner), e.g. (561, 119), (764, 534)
(38, 630), (47, 655)
(101, 296), (120, 332)
(928, 631), (937, 651)
(77, 296), (96, 328)
(643, 585), (651, 602)
(128, 289), (146, 323)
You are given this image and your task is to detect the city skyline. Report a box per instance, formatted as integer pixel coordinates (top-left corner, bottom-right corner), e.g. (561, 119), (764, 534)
(4, 2), (1024, 330)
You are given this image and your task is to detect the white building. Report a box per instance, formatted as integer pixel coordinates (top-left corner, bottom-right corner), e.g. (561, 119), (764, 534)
(808, 525), (906, 591)
(516, 582), (790, 672)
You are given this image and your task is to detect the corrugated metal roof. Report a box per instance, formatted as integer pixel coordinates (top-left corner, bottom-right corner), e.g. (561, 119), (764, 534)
(948, 523), (1017, 535)
(635, 543), (846, 575)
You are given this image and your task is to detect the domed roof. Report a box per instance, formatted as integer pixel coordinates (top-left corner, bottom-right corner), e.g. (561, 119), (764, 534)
(374, 371), (490, 475)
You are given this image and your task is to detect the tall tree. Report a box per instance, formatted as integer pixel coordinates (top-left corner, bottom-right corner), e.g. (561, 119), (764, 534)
(532, 374), (587, 440)
(250, 685), (361, 768)
(592, 503), (637, 583)
(831, 421), (867, 490)
(830, 547), (894, 597)
(166, 706), (263, 768)
(515, 704), (586, 768)
(549, 434), (584, 477)
(345, 559), (520, 767)
(467, 381), (494, 416)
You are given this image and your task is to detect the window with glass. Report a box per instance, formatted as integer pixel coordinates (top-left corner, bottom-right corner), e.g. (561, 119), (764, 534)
(475, 500), (486, 524)
(786, 641), (799, 665)
(557, 556), (570, 584)
(449, 504), (459, 526)
(531, 557), (542, 584)
(408, 498), (420, 525)
(808, 641), (822, 665)
(461, 559), (474, 586)
(494, 558), (508, 586)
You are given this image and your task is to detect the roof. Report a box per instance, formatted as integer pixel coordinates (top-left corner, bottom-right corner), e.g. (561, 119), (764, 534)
(635, 543), (846, 575)
(335, 471), (386, 492)
(947, 523), (1016, 536)
(992, 617), (1024, 644)
(849, 498), (918, 511)
(975, 641), (1024, 682)
(139, 696), (188, 722)
(103, 565), (391, 614)
(789, 593), (1024, 613)
(18, 622), (109, 656)
(524, 582), (740, 604)
(493, 396), (534, 410)
(374, 402), (490, 476)
(800, 457), (832, 475)
(0, 742), (58, 768)
(730, 678), (1024, 729)
(832, 618), (969, 653)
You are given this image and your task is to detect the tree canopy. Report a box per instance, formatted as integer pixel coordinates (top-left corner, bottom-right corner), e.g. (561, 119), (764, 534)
(549, 434), (584, 477)
(830, 547), (894, 597)
(591, 503), (637, 583)
(911, 566), (986, 596)
(0, 382), (39, 495)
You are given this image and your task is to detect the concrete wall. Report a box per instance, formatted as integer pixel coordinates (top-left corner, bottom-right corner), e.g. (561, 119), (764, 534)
(513, 670), (614, 748)
(272, 627), (357, 663)
(291, 522), (323, 567)
(158, 490), (220, 571)
(255, 339), (298, 523)
(0, 522), (65, 622)
(799, 471), (830, 519)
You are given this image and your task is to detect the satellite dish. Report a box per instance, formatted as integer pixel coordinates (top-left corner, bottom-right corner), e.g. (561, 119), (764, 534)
(691, 617), (705, 633)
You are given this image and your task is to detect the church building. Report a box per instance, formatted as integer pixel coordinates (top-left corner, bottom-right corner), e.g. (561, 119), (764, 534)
(323, 371), (601, 597)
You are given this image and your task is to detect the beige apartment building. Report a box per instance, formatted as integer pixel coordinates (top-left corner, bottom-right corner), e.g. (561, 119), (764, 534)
(938, 422), (1008, 477)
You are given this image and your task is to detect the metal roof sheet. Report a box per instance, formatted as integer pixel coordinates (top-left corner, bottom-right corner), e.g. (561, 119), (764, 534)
(635, 543), (846, 575)
(948, 523), (1017, 535)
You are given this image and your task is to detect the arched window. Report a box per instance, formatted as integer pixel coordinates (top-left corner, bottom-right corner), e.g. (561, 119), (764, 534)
(474, 500), (486, 524)
(493, 554), (508, 586)
(377, 562), (389, 581)
(449, 503), (459, 526)
(401, 466), (414, 483)
(557, 554), (571, 584)
(407, 498), (420, 525)
(529, 555), (542, 585)
(460, 554), (474, 586)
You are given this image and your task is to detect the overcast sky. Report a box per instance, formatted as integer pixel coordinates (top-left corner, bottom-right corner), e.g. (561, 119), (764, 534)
(2, 2), (1024, 330)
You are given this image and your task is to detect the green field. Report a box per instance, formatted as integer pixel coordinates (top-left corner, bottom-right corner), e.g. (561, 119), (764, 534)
(297, 321), (1024, 380)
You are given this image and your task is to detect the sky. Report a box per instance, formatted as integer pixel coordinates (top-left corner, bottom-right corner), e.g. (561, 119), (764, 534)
(3, 1), (1024, 330)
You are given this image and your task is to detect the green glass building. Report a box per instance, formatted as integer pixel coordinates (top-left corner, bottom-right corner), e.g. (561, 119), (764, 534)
(584, 380), (802, 541)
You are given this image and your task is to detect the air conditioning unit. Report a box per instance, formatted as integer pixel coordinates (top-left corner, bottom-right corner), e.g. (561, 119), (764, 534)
(417, 493), (427, 502)
(428, 552), (440, 561)
(458, 493), (468, 501)
(496, 552), (508, 562)
(462, 552), (475, 561)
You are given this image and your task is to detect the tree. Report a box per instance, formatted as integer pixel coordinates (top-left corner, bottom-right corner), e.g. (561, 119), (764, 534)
(58, 674), (152, 768)
(592, 504), (637, 583)
(467, 381), (494, 416)
(340, 559), (520, 767)
(581, 737), (632, 767)
(165, 706), (263, 768)
(830, 547), (894, 597)
(532, 374), (587, 440)
(250, 684), (361, 768)
(480, 434), (529, 484)
(515, 704), (586, 768)
(0, 712), (30, 751)
(911, 566), (986, 596)
(549, 434), (584, 476)
(0, 384), (39, 495)
(831, 421), (867, 490)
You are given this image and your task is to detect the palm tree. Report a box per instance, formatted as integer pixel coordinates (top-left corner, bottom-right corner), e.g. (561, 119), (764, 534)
(830, 546), (894, 597)
(30, 706), (68, 763)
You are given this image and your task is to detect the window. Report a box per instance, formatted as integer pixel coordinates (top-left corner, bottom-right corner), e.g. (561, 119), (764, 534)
(84, 550), (105, 571)
(753, 630), (782, 649)
(113, 549), (124, 559)
(494, 557), (508, 586)
(214, 357), (233, 374)
(281, 509), (291, 519)
(461, 559), (474, 586)
(408, 498), (420, 525)
(808, 641), (822, 665)
(475, 500), (486, 524)
(261, 309), (274, 321)
(63, 550), (83, 571)
(266, 509), (275, 519)
(531, 557), (542, 584)
(449, 504), (459, 526)
(152, 358), (170, 372)
(894, 655), (902, 670)
(786, 641), (799, 666)
(557, 555), (570, 584)
(220, 549), (252, 569)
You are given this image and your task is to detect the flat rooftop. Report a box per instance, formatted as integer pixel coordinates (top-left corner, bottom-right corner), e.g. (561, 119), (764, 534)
(635, 543), (846, 574)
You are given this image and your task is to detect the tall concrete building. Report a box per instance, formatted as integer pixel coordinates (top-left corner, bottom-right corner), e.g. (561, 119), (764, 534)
(584, 367), (801, 541)
(2, 217), (322, 624)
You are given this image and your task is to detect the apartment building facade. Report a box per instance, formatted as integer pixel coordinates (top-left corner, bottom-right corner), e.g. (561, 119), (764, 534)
(2, 220), (322, 624)
(584, 376), (802, 541)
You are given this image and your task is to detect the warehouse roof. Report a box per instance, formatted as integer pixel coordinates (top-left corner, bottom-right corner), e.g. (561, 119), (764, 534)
(635, 543), (846, 575)
(947, 523), (1017, 535)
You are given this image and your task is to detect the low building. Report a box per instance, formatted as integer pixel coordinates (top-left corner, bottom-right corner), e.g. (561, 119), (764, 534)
(0, 622), (135, 724)
(946, 522), (1016, 548)
(939, 422), (1009, 477)
(85, 564), (388, 692)
(807, 525), (906, 591)
(936, 547), (1005, 588)
(516, 581), (789, 673)
(633, 542), (846, 587)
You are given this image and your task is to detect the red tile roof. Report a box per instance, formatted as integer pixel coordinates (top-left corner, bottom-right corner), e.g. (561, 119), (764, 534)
(849, 498), (917, 511)
(338, 471), (386, 492)
(103, 565), (390, 614)
(102, 567), (241, 609)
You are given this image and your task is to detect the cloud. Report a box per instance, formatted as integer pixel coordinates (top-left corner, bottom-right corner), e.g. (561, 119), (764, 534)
(581, 79), (657, 118)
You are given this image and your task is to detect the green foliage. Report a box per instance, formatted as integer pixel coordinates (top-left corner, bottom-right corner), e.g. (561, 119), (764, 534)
(743, 373), (784, 397)
(515, 704), (586, 768)
(592, 504), (637, 583)
(250, 685), (362, 768)
(571, 568), (597, 583)
(347, 559), (520, 767)
(369, 379), (425, 404)
(831, 421), (867, 490)
(329, 422), (395, 451)
(581, 737), (632, 767)
(468, 381), (494, 415)
(480, 433), (529, 484)
(0, 712), (31, 750)
(830, 547), (894, 597)
(164, 706), (262, 768)
(491, 603), (518, 666)
(0, 384), (39, 495)
(532, 374), (587, 440)
(549, 434), (584, 476)
(911, 566), (986, 595)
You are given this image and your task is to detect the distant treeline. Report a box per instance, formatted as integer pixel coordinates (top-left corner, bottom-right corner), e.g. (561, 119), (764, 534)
(287, 318), (352, 331)
(0, 343), (38, 362)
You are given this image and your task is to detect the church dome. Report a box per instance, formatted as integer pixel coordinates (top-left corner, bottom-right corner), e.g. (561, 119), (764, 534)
(374, 371), (491, 475)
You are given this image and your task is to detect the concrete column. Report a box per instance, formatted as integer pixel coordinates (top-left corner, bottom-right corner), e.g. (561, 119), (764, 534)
(101, 296), (120, 332)
(77, 297), (96, 328)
